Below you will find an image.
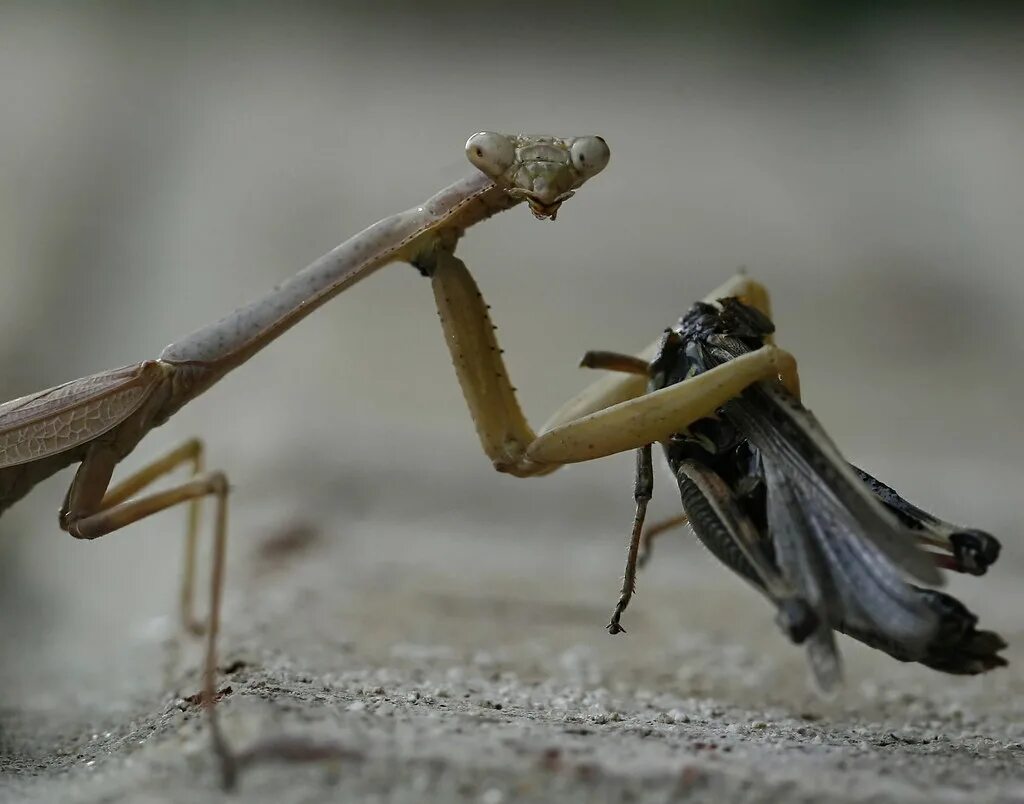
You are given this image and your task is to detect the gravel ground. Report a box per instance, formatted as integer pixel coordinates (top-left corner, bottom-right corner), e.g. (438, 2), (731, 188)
(1, 448), (1021, 804)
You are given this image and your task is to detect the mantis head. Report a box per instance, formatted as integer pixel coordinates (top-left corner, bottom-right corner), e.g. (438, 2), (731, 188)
(466, 132), (609, 220)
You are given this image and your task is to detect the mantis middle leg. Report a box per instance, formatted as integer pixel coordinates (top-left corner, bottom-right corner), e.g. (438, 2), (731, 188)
(94, 438), (208, 634)
(60, 441), (237, 786)
(59, 441), (361, 788)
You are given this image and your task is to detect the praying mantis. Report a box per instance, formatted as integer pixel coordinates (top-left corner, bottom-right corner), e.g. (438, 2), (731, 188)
(0, 132), (610, 787)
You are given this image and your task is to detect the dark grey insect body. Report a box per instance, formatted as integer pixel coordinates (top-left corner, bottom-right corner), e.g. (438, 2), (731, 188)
(648, 298), (1006, 687)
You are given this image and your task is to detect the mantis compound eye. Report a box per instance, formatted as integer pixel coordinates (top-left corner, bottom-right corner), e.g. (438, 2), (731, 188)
(569, 136), (610, 177)
(465, 132), (516, 178)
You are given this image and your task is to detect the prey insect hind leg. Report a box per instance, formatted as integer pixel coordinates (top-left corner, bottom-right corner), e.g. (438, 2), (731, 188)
(851, 465), (1001, 575)
(636, 514), (690, 568)
(673, 460), (816, 643)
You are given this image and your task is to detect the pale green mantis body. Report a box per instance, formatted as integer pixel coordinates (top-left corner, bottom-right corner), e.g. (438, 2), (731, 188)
(0, 132), (610, 786)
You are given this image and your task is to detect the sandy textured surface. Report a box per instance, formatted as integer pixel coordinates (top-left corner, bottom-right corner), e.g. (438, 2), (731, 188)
(1, 6), (1022, 803)
(1, 441), (1021, 804)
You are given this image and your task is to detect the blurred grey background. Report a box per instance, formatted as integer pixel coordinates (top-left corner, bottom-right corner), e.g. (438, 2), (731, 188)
(0, 3), (1022, 801)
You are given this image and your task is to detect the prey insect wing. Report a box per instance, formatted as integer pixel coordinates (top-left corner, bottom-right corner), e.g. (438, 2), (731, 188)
(705, 338), (941, 585)
(735, 389), (941, 647)
(835, 585), (1007, 675)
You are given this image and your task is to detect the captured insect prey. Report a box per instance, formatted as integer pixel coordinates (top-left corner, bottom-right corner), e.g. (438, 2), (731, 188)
(600, 296), (1006, 691)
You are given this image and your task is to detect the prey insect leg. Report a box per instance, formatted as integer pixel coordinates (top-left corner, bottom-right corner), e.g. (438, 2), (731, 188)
(579, 350), (650, 375)
(851, 466), (1000, 575)
(607, 444), (654, 634)
(636, 513), (690, 568)
(674, 460), (817, 643)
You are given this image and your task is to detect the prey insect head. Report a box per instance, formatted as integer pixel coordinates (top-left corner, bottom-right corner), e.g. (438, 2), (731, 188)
(466, 132), (610, 220)
(678, 298), (775, 343)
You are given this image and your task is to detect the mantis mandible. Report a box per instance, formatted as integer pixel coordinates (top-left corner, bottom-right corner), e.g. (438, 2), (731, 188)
(0, 132), (610, 787)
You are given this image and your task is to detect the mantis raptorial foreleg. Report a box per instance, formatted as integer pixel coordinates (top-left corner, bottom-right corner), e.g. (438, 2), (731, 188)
(431, 252), (551, 477)
(537, 273), (777, 433)
(525, 348), (799, 466)
(431, 255), (789, 475)
(537, 370), (650, 440)
(431, 256), (802, 635)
